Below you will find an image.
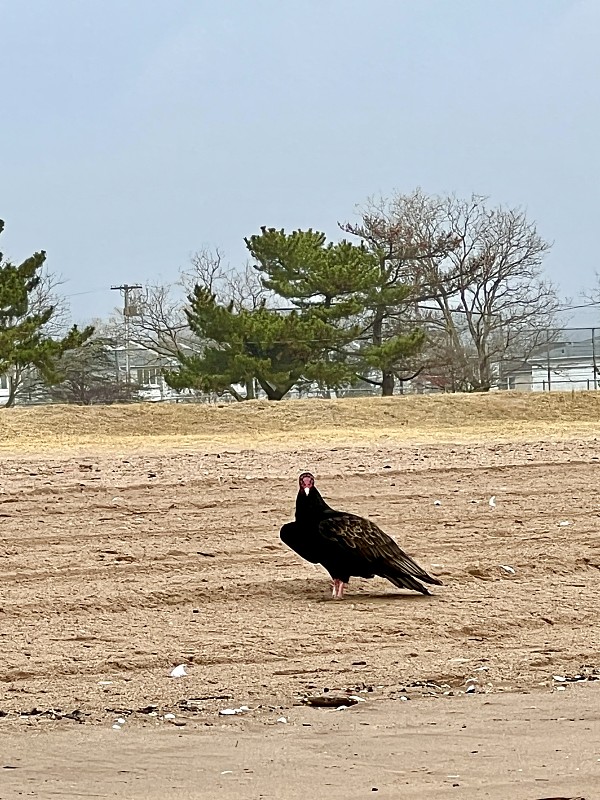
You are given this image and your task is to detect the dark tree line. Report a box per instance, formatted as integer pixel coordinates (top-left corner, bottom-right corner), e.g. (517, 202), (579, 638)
(1, 189), (559, 405)
(161, 190), (557, 399)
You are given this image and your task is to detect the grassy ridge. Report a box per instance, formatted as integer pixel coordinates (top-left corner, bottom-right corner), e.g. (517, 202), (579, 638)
(1, 392), (599, 452)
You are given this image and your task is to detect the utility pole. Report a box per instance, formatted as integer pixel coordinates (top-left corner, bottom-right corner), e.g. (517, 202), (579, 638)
(111, 284), (142, 384)
(546, 329), (552, 392)
(592, 327), (598, 391)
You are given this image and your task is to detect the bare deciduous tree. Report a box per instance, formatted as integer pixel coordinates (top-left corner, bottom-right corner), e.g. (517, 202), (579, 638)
(119, 248), (267, 400)
(420, 196), (558, 390)
(344, 190), (559, 392)
(582, 273), (600, 308)
(125, 248), (268, 362)
(182, 247), (266, 310)
(123, 283), (192, 359)
(340, 189), (462, 394)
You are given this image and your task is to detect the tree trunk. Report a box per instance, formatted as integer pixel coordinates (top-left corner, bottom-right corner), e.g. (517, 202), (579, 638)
(476, 344), (492, 391)
(227, 385), (244, 402)
(4, 381), (17, 407)
(256, 377), (293, 400)
(245, 379), (255, 400)
(372, 304), (395, 397)
(381, 371), (395, 396)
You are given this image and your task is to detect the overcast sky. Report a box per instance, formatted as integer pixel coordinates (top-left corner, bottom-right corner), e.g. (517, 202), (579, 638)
(1, 0), (599, 326)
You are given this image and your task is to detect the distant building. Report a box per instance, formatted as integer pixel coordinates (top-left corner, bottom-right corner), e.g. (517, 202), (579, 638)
(0, 372), (12, 404)
(114, 344), (183, 402)
(500, 335), (600, 392)
(0, 344), (191, 407)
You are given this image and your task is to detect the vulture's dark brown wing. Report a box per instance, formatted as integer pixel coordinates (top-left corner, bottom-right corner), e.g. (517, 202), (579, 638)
(318, 513), (442, 589)
(280, 521), (322, 564)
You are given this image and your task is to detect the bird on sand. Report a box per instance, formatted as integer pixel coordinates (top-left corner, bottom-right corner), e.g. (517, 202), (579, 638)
(280, 472), (443, 600)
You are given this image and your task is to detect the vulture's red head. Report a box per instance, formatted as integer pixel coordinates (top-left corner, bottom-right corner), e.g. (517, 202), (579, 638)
(299, 472), (315, 495)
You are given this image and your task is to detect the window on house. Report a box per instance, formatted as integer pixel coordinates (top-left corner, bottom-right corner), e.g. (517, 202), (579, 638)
(136, 367), (160, 386)
(507, 376), (516, 390)
(0, 374), (10, 390)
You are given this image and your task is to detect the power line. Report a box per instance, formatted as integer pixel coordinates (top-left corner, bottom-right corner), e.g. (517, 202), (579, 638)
(556, 300), (600, 311)
(63, 279), (600, 317)
(270, 299), (600, 316)
(65, 287), (113, 298)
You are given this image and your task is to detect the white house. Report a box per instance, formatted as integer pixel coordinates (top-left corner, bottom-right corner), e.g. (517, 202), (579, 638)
(0, 373), (12, 405)
(501, 335), (600, 392)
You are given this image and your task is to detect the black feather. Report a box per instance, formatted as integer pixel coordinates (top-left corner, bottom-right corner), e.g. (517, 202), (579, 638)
(280, 478), (442, 595)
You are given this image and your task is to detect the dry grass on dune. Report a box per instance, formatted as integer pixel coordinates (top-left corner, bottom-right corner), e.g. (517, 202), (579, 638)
(0, 391), (599, 451)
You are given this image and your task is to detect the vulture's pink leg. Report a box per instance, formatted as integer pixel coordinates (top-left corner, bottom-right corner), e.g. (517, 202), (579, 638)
(332, 579), (346, 600)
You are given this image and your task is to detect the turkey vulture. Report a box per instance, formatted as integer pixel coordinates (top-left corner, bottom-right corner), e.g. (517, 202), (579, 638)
(280, 472), (442, 600)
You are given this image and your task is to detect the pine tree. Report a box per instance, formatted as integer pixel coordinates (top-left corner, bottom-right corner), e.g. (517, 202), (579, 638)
(165, 285), (359, 401)
(246, 227), (426, 395)
(0, 220), (93, 406)
(167, 226), (432, 399)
